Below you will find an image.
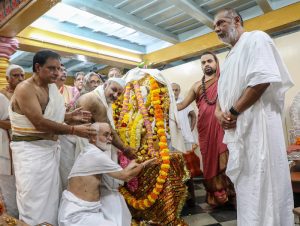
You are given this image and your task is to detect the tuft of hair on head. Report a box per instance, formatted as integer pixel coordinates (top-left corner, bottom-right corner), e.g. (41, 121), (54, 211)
(217, 8), (244, 27)
(6, 64), (25, 77)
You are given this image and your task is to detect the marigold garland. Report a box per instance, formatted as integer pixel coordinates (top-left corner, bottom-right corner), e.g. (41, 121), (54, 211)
(118, 76), (172, 210)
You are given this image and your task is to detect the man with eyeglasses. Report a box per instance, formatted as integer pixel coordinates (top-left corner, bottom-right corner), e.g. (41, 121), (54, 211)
(0, 64), (25, 175)
(214, 8), (293, 225)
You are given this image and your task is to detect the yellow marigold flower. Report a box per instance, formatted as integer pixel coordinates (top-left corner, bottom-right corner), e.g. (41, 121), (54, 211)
(159, 170), (168, 176)
(161, 164), (170, 169)
(153, 188), (160, 195)
(157, 177), (166, 183)
(162, 156), (170, 161)
(152, 100), (161, 105)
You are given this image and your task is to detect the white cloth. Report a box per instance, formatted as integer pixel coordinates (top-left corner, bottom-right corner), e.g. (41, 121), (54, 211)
(9, 83), (65, 135)
(123, 68), (186, 152)
(176, 97), (195, 145)
(11, 140), (61, 226)
(0, 93), (11, 175)
(58, 190), (116, 226)
(65, 143), (131, 226)
(94, 85), (123, 188)
(59, 135), (88, 191)
(218, 31), (294, 226)
(108, 77), (126, 88)
(9, 83), (66, 226)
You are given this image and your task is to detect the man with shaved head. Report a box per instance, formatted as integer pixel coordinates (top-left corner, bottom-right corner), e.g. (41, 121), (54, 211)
(58, 122), (153, 226)
(214, 8), (294, 225)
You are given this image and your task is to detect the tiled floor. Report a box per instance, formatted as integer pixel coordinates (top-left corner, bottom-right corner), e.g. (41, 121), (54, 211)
(181, 180), (237, 226)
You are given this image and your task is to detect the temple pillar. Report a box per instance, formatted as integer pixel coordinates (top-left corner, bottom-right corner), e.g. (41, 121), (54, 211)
(0, 37), (18, 89)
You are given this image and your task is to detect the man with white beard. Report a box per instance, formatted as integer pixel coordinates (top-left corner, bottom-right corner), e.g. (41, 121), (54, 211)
(213, 8), (294, 225)
(58, 122), (154, 226)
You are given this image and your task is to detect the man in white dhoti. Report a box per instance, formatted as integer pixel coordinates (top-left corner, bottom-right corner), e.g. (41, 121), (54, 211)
(214, 8), (294, 225)
(76, 78), (137, 224)
(0, 64), (25, 175)
(58, 122), (153, 226)
(171, 82), (197, 207)
(171, 83), (196, 151)
(9, 50), (96, 226)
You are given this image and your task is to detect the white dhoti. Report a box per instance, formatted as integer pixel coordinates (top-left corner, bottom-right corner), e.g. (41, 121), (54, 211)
(9, 83), (65, 225)
(59, 135), (88, 191)
(11, 140), (61, 225)
(60, 143), (131, 226)
(0, 93), (11, 175)
(101, 175), (132, 226)
(58, 190), (116, 226)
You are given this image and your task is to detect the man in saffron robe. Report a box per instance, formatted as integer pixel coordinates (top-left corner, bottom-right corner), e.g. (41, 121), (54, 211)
(214, 8), (293, 225)
(177, 51), (235, 207)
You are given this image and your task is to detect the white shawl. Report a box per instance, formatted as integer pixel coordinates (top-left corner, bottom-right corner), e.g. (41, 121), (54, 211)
(9, 83), (65, 135)
(218, 31), (294, 226)
(0, 93), (11, 175)
(94, 85), (114, 128)
(68, 143), (122, 179)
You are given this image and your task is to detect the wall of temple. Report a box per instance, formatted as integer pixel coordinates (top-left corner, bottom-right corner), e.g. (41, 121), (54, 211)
(162, 30), (300, 145)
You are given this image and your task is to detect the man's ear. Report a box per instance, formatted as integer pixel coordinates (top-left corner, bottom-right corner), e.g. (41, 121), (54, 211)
(89, 134), (97, 144)
(6, 76), (9, 82)
(34, 63), (40, 73)
(234, 16), (241, 26)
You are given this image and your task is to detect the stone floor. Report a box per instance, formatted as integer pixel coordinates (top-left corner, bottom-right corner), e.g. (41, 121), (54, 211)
(181, 179), (237, 226)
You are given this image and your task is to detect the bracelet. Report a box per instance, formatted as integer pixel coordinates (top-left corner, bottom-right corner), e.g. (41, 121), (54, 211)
(70, 126), (75, 135)
(229, 106), (240, 116)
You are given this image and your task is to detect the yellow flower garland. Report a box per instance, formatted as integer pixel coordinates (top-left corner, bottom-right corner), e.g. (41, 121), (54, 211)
(119, 76), (171, 210)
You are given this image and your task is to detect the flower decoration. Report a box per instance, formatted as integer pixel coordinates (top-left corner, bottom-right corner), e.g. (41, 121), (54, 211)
(115, 75), (172, 210)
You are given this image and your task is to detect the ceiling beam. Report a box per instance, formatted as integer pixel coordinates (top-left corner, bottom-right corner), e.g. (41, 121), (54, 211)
(62, 0), (179, 44)
(168, 0), (214, 29)
(0, 0), (60, 37)
(17, 27), (142, 68)
(66, 62), (87, 71)
(33, 16), (146, 53)
(143, 2), (300, 66)
(255, 0), (273, 13)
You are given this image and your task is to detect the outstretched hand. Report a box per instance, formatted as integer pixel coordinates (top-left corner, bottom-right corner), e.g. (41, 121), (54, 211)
(70, 107), (92, 124)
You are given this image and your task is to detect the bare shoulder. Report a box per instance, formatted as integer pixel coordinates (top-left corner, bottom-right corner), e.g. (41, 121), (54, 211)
(77, 92), (107, 121)
(78, 92), (97, 108)
(193, 81), (202, 93)
(14, 79), (35, 97)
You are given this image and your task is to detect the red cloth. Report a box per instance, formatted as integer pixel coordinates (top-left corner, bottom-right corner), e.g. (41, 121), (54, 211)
(183, 149), (202, 178)
(196, 79), (227, 179)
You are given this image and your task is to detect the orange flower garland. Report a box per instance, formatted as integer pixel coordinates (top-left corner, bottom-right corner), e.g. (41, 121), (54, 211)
(119, 77), (171, 210)
(296, 137), (300, 145)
